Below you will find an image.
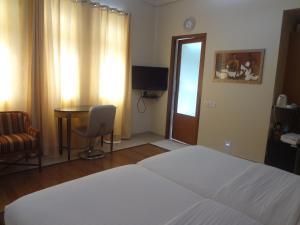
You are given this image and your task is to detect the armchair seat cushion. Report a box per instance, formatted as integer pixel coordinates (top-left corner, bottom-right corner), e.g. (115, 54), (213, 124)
(0, 133), (37, 154)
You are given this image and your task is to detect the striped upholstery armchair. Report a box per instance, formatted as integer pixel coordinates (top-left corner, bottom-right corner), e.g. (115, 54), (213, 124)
(0, 111), (41, 171)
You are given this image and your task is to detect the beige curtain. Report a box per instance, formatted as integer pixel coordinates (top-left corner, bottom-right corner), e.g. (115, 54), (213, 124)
(0, 0), (33, 112)
(42, 0), (131, 155)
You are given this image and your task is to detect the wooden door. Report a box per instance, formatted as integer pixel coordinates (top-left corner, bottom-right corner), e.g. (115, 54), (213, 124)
(167, 34), (206, 144)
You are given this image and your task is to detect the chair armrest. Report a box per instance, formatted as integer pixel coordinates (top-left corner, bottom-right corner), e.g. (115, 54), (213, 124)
(27, 127), (39, 139)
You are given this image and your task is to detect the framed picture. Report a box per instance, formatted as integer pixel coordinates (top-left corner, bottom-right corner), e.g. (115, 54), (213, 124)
(213, 49), (265, 84)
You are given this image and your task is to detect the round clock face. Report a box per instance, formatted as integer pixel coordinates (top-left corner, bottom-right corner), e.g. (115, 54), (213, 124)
(184, 17), (196, 31)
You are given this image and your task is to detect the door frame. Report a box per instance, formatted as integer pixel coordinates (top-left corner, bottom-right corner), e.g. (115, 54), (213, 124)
(165, 33), (207, 141)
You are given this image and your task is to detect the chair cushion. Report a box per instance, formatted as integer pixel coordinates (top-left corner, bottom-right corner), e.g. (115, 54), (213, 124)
(0, 112), (26, 135)
(0, 133), (37, 154)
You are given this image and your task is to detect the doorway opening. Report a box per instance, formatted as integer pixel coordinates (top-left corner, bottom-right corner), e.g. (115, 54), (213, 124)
(265, 8), (300, 174)
(165, 34), (206, 145)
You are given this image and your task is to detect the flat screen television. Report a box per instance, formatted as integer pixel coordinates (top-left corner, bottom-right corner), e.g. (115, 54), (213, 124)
(132, 66), (168, 90)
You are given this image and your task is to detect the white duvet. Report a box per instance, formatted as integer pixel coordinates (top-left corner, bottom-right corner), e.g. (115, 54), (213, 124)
(164, 199), (262, 225)
(5, 165), (202, 225)
(140, 145), (300, 225)
(139, 145), (254, 198)
(214, 164), (300, 225)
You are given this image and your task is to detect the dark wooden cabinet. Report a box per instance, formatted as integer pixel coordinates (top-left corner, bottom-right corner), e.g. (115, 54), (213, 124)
(283, 32), (300, 105)
(265, 106), (300, 175)
(265, 139), (299, 174)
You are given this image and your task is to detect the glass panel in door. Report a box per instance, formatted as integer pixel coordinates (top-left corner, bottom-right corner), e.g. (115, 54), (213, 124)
(176, 42), (202, 117)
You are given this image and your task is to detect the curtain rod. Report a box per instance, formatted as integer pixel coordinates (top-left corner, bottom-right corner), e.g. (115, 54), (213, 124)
(71, 0), (129, 15)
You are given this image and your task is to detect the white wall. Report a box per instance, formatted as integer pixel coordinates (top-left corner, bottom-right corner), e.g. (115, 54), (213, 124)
(101, 0), (156, 134)
(151, 0), (300, 162)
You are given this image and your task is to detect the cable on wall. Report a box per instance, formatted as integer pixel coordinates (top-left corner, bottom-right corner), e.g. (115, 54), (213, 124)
(137, 91), (147, 113)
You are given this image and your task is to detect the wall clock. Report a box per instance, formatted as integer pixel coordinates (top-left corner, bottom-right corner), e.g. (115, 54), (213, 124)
(183, 17), (196, 31)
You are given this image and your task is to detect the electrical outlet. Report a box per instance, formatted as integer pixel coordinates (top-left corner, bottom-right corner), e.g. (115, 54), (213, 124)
(224, 140), (231, 151)
(210, 101), (216, 108)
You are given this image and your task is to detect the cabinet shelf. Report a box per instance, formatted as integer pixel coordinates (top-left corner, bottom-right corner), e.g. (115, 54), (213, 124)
(273, 105), (299, 111)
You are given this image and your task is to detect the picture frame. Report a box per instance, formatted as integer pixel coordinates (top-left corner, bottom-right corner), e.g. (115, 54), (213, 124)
(213, 49), (265, 84)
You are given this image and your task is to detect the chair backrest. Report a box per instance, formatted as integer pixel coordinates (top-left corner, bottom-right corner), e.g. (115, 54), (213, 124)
(0, 111), (29, 135)
(85, 105), (116, 137)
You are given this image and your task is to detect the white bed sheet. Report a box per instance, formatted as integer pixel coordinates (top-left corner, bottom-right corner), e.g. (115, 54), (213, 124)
(164, 199), (262, 225)
(5, 165), (203, 225)
(214, 164), (300, 225)
(138, 145), (254, 198)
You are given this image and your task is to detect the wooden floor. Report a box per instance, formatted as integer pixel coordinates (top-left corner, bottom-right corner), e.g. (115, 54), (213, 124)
(0, 144), (166, 214)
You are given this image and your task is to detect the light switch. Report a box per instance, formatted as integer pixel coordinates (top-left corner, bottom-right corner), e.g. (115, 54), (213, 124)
(204, 100), (216, 108)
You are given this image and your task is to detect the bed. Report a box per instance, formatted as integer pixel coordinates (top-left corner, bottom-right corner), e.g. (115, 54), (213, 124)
(5, 145), (300, 225)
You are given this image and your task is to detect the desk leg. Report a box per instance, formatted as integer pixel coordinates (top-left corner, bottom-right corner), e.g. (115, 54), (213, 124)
(67, 116), (71, 161)
(58, 117), (63, 155)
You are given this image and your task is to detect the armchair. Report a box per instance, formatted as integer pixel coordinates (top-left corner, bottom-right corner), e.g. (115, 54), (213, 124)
(0, 111), (41, 172)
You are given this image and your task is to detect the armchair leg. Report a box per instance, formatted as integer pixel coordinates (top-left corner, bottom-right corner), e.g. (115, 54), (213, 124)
(38, 152), (42, 172)
(89, 139), (93, 150)
(25, 153), (29, 162)
(101, 136), (104, 147)
(0, 153), (42, 172)
(110, 131), (114, 154)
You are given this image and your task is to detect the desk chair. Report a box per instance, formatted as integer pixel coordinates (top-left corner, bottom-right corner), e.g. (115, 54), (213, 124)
(73, 105), (116, 160)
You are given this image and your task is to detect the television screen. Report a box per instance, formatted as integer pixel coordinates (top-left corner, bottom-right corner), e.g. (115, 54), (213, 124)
(132, 66), (168, 90)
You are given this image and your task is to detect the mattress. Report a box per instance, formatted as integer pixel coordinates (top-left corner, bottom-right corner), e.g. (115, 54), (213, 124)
(5, 165), (202, 225)
(138, 145), (254, 198)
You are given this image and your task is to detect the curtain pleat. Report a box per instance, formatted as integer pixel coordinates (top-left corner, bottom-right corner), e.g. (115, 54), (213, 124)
(0, 0), (34, 112)
(41, 0), (131, 155)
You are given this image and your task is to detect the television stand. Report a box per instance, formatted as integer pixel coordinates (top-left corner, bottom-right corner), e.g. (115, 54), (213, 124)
(142, 91), (161, 99)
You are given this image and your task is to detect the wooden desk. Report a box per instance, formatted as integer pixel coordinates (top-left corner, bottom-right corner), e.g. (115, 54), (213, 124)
(54, 106), (91, 160)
